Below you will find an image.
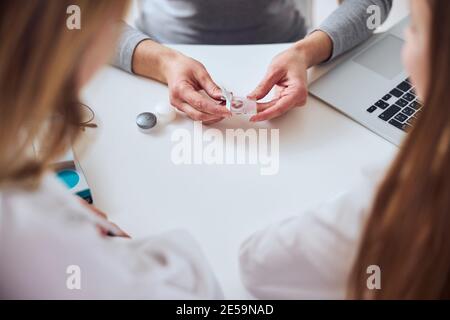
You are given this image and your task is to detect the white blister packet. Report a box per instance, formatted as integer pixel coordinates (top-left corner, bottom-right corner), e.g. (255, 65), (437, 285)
(220, 85), (257, 115)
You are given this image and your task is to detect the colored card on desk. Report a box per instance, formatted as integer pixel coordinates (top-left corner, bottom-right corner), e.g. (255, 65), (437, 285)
(53, 149), (94, 204)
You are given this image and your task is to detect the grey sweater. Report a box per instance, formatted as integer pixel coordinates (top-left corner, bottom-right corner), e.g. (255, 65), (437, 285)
(114, 0), (392, 73)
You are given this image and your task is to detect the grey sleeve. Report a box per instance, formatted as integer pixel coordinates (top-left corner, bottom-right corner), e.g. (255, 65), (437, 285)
(112, 22), (151, 73)
(318, 0), (393, 60)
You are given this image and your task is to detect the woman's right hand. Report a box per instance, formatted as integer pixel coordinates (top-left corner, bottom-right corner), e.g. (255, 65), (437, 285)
(79, 199), (130, 238)
(132, 40), (231, 124)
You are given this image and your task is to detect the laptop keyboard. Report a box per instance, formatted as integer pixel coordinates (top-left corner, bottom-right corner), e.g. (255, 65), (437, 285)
(366, 78), (423, 132)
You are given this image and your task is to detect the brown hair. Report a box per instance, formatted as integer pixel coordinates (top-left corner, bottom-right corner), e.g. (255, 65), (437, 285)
(0, 0), (128, 188)
(348, 0), (450, 299)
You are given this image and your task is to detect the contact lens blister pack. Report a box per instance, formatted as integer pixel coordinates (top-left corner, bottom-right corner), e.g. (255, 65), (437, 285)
(220, 85), (257, 115)
(53, 149), (93, 204)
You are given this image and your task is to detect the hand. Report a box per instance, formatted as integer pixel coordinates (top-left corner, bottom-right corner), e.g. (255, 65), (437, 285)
(248, 47), (308, 122)
(79, 199), (130, 238)
(248, 31), (333, 122)
(163, 53), (231, 124)
(132, 40), (231, 125)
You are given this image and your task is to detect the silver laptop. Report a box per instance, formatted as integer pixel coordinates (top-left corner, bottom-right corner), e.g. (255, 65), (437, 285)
(309, 17), (421, 146)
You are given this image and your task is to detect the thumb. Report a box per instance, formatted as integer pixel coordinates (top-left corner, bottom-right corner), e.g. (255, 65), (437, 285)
(248, 69), (282, 100)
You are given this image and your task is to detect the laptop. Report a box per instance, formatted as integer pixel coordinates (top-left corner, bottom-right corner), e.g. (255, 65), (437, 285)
(309, 16), (422, 146)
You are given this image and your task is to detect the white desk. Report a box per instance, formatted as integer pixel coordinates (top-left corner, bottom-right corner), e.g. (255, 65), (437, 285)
(79, 36), (400, 298)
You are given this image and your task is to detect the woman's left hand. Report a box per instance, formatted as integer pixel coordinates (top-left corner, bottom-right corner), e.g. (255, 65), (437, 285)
(248, 31), (333, 122)
(247, 46), (308, 122)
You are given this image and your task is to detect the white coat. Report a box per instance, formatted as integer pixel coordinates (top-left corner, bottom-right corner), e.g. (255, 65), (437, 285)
(239, 166), (383, 299)
(0, 174), (223, 299)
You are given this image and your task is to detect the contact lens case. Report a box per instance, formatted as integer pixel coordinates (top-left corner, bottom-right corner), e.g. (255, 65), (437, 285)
(220, 86), (257, 115)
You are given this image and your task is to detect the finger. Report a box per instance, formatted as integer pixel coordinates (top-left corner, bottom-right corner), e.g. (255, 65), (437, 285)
(108, 222), (131, 238)
(98, 225), (130, 238)
(182, 88), (231, 117)
(196, 70), (223, 100)
(203, 118), (224, 126)
(250, 95), (298, 122)
(256, 87), (285, 112)
(248, 69), (283, 100)
(178, 102), (225, 122)
(97, 226), (108, 237)
(89, 206), (107, 219)
(252, 83), (308, 121)
(79, 199), (108, 219)
(256, 99), (278, 112)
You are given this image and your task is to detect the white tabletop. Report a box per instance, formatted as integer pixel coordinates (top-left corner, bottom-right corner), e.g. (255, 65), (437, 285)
(79, 37), (400, 298)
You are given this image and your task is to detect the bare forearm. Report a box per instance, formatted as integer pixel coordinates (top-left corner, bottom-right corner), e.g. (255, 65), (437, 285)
(132, 40), (179, 84)
(292, 31), (333, 68)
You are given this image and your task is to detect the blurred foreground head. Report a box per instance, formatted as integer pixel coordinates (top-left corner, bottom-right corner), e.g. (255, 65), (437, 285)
(349, 0), (450, 299)
(0, 0), (129, 188)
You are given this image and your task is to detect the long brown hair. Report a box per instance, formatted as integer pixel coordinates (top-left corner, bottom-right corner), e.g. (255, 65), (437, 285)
(348, 0), (450, 299)
(0, 0), (128, 188)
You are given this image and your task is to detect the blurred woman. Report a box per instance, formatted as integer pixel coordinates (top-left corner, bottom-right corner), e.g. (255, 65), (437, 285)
(240, 0), (450, 299)
(0, 0), (222, 299)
